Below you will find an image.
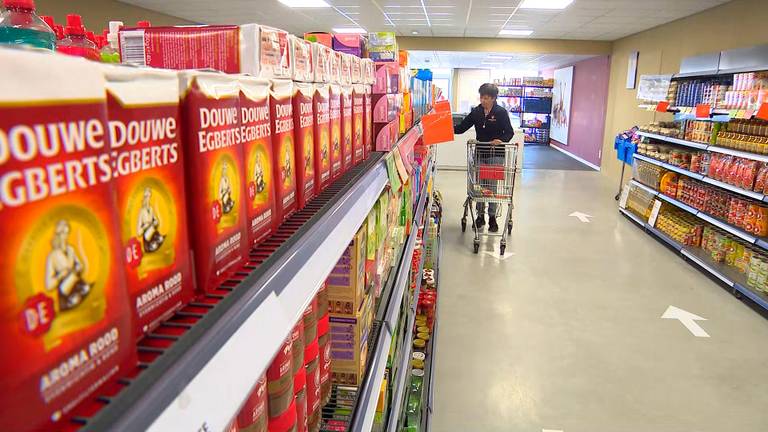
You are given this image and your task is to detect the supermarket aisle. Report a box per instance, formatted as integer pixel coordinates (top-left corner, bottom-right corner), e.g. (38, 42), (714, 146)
(432, 169), (768, 432)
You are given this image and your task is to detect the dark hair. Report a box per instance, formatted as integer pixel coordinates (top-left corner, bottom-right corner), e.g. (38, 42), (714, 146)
(479, 83), (499, 98)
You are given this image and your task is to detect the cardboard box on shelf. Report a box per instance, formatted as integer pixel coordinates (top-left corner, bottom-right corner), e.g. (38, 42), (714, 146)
(311, 42), (331, 83)
(290, 35), (314, 83)
(361, 58), (375, 85)
(352, 84), (365, 164)
(101, 65), (193, 337)
(329, 293), (373, 387)
(350, 55), (363, 84)
(340, 85), (354, 171)
(340, 53), (353, 86)
(363, 85), (373, 159)
(372, 93), (399, 123)
(372, 62), (399, 95)
(313, 84), (332, 191)
(367, 32), (397, 63)
(329, 83), (343, 180)
(326, 224), (367, 316)
(0, 48), (135, 432)
(329, 50), (342, 85)
(179, 71), (248, 293)
(292, 81), (317, 209)
(304, 32), (332, 48)
(118, 24), (292, 79)
(332, 33), (364, 57)
(270, 79), (298, 224)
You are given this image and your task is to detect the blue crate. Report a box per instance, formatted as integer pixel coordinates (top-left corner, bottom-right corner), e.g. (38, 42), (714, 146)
(614, 136), (636, 165)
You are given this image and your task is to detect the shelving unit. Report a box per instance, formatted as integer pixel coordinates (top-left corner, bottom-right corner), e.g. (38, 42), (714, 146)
(619, 207), (768, 311)
(420, 218), (441, 432)
(348, 158), (435, 431)
(73, 119), (434, 432)
(496, 83), (553, 144)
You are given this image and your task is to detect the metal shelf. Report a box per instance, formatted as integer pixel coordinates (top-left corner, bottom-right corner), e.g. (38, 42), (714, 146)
(79, 155), (389, 432)
(619, 208), (768, 312)
(633, 153), (705, 181)
(635, 131), (709, 150)
(421, 225), (442, 432)
(349, 159), (434, 431)
(628, 179), (766, 248)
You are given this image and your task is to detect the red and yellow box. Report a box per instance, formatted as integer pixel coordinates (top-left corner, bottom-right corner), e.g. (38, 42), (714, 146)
(352, 84), (365, 164)
(0, 49), (134, 431)
(340, 85), (354, 172)
(313, 84), (332, 192)
(239, 76), (275, 247)
(102, 65), (193, 337)
(270, 79), (298, 224)
(363, 85), (373, 160)
(293, 82), (317, 210)
(329, 84), (343, 180)
(180, 71), (248, 293)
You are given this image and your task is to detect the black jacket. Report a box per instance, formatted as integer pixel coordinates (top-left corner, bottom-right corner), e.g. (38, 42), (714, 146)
(454, 103), (514, 142)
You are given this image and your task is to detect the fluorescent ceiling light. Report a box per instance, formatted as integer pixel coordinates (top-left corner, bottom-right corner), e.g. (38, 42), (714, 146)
(277, 0), (330, 7)
(412, 30), (419, 35)
(333, 27), (367, 34)
(519, 0), (573, 9)
(499, 29), (533, 36)
(419, 0), (432, 27)
(482, 62), (503, 65)
(486, 55), (513, 60)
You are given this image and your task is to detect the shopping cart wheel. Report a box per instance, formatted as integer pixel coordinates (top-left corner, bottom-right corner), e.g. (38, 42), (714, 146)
(461, 217), (467, 233)
(500, 244), (506, 256)
(507, 222), (513, 235)
(473, 241), (479, 254)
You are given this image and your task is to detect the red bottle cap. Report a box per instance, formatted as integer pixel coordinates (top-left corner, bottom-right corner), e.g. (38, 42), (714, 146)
(40, 15), (55, 30)
(136, 20), (151, 28)
(86, 30), (96, 43)
(65, 14), (85, 36)
(3, 0), (35, 10)
(54, 24), (64, 39)
(96, 35), (106, 48)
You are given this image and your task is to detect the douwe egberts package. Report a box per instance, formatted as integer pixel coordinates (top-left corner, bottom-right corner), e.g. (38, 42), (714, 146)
(179, 71), (248, 293)
(328, 84), (343, 180)
(0, 49), (134, 430)
(352, 84), (365, 164)
(292, 81), (316, 209)
(270, 79), (297, 224)
(340, 85), (354, 171)
(313, 83), (332, 192)
(238, 76), (275, 247)
(290, 35), (314, 83)
(329, 50), (342, 85)
(102, 64), (193, 337)
(310, 42), (331, 83)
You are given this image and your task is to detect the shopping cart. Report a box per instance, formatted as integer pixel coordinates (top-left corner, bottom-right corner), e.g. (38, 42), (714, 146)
(460, 140), (519, 255)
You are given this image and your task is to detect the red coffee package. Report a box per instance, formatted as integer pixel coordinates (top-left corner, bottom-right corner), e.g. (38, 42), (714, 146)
(270, 79), (298, 224)
(237, 374), (268, 432)
(0, 49), (134, 430)
(179, 71), (248, 293)
(363, 85), (373, 159)
(341, 85), (353, 172)
(102, 65), (193, 336)
(314, 83), (332, 192)
(352, 84), (365, 164)
(329, 83), (343, 180)
(293, 81), (316, 209)
(239, 76), (275, 247)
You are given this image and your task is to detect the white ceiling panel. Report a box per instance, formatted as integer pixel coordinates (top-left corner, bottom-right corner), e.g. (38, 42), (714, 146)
(118, 0), (731, 41)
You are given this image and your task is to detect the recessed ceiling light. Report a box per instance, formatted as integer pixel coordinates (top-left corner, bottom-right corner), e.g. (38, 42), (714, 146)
(412, 30), (419, 35)
(333, 27), (367, 34)
(499, 29), (533, 36)
(519, 0), (573, 9)
(277, 0), (330, 7)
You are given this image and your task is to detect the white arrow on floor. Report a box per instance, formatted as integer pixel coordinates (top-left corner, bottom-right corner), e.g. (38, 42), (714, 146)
(483, 250), (515, 261)
(661, 305), (710, 338)
(569, 211), (593, 223)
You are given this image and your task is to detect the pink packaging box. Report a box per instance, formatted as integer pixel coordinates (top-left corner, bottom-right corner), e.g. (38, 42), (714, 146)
(372, 93), (398, 123)
(372, 62), (399, 94)
(333, 34), (364, 57)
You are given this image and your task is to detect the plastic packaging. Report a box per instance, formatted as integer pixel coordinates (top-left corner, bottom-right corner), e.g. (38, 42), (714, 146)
(57, 14), (99, 60)
(0, 0), (55, 50)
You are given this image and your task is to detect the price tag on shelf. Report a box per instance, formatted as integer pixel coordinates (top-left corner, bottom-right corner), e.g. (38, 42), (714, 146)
(648, 199), (663, 227)
(756, 103), (768, 121)
(618, 184), (631, 209)
(729, 109), (739, 118)
(655, 101), (670, 113)
(695, 103), (711, 118)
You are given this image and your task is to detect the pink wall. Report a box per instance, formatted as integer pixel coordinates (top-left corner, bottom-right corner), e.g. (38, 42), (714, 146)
(543, 55), (610, 168)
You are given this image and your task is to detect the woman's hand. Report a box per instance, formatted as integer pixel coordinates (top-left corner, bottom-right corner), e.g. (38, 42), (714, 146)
(491, 139), (502, 145)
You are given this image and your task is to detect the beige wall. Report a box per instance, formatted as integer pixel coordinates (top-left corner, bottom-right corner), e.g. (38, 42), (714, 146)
(398, 36), (611, 56)
(35, 0), (191, 31)
(602, 0), (768, 180)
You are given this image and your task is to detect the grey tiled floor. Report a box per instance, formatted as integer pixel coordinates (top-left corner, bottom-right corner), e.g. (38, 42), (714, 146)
(431, 169), (768, 432)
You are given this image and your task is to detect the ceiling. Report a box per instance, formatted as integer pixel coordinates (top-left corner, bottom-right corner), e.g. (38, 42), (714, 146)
(119, 0), (730, 41)
(408, 50), (595, 71)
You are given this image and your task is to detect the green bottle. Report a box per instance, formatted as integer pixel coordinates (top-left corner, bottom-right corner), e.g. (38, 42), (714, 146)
(0, 0), (56, 51)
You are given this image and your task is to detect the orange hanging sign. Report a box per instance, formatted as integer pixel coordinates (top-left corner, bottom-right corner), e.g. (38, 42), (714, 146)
(756, 103), (768, 121)
(421, 111), (454, 145)
(695, 103), (711, 118)
(655, 101), (670, 112)
(434, 100), (451, 113)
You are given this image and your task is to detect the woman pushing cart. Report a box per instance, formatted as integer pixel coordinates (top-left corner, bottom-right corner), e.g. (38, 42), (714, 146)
(454, 83), (519, 255)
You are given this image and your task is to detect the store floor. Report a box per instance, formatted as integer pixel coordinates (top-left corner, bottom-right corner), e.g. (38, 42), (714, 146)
(432, 168), (768, 432)
(523, 145), (593, 171)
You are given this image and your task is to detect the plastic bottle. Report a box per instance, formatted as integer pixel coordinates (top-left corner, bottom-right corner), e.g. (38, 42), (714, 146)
(0, 0), (56, 50)
(57, 14), (99, 61)
(100, 20), (122, 63)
